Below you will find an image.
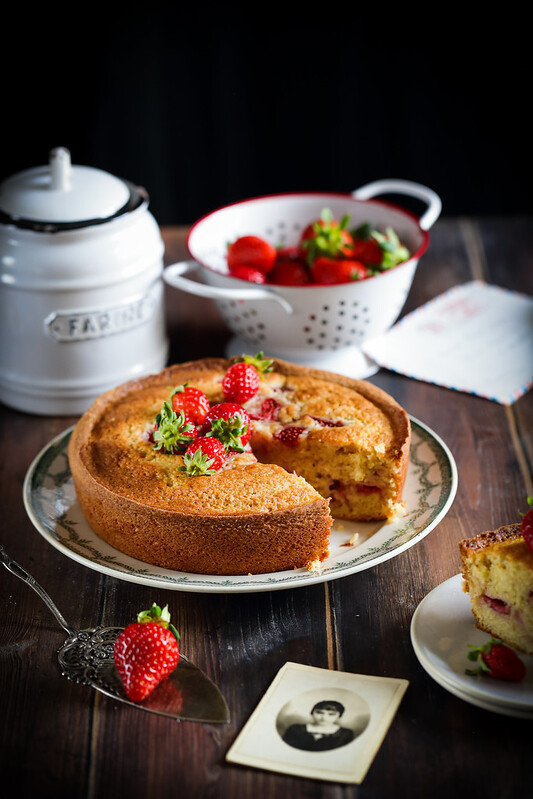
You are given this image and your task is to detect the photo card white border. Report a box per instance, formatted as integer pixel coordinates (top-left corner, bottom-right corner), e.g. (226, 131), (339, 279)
(226, 662), (409, 784)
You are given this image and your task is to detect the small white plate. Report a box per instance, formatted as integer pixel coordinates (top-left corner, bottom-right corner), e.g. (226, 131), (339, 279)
(420, 663), (533, 718)
(23, 416), (457, 594)
(411, 574), (533, 714)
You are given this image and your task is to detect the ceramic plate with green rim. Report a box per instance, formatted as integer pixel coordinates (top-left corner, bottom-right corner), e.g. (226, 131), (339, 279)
(23, 417), (457, 593)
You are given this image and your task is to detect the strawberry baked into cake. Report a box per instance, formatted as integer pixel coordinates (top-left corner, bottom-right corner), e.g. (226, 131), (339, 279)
(68, 354), (411, 575)
(459, 502), (533, 656)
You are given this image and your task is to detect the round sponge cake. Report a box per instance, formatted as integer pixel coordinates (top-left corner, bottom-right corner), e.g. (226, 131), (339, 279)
(68, 357), (410, 575)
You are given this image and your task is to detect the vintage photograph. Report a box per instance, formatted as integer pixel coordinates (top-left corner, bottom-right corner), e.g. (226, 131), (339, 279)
(226, 662), (409, 784)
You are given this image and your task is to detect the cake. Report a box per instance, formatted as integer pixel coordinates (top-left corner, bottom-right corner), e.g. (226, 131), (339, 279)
(68, 357), (411, 575)
(459, 523), (533, 656)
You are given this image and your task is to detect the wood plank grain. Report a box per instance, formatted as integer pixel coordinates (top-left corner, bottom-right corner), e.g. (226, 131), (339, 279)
(1, 217), (531, 799)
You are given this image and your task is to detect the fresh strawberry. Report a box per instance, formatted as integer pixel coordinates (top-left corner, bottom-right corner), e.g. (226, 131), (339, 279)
(521, 496), (533, 554)
(153, 402), (197, 454)
(228, 263), (267, 283)
(311, 257), (369, 285)
(180, 437), (227, 475)
(227, 235), (277, 275)
(268, 259), (310, 286)
(204, 402), (251, 451)
(114, 603), (180, 702)
(223, 362), (260, 403)
(351, 237), (383, 265)
(351, 222), (410, 270)
(222, 352), (273, 404)
(171, 383), (210, 425)
(275, 426), (305, 446)
(275, 246), (301, 260)
(299, 208), (355, 265)
(466, 638), (526, 682)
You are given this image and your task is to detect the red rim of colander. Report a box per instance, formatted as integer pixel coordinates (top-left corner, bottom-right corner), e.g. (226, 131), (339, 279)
(186, 190), (430, 284)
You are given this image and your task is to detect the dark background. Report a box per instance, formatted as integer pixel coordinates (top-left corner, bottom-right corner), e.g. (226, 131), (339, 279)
(2, 6), (530, 227)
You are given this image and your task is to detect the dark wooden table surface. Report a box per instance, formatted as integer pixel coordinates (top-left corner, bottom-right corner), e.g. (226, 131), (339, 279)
(1, 217), (532, 799)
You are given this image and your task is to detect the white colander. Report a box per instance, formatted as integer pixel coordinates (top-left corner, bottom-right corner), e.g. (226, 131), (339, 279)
(163, 179), (441, 378)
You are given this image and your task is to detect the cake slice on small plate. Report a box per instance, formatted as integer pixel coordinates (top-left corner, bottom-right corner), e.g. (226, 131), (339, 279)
(459, 522), (533, 656)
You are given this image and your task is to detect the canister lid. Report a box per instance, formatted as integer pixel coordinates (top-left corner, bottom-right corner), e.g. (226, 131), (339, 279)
(0, 147), (134, 226)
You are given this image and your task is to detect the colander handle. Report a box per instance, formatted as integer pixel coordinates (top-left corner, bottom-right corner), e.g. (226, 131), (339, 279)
(352, 179), (442, 231)
(163, 261), (294, 314)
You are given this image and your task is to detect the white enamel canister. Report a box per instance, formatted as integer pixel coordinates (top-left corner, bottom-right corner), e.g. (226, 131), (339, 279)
(0, 148), (168, 415)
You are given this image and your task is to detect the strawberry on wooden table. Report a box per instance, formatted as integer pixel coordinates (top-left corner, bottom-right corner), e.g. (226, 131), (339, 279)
(222, 352), (274, 404)
(227, 235), (277, 275)
(466, 638), (526, 682)
(114, 603), (180, 702)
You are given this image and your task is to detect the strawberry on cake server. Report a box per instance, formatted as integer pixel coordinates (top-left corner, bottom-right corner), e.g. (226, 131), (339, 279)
(0, 546), (230, 723)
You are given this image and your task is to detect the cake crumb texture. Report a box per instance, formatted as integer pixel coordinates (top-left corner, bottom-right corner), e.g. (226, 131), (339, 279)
(68, 357), (410, 575)
(459, 523), (533, 655)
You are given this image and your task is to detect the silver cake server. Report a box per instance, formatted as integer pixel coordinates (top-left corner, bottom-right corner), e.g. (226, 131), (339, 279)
(1, 544), (230, 723)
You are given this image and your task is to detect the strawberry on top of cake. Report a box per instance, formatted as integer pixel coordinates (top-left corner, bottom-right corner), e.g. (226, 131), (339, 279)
(68, 354), (410, 575)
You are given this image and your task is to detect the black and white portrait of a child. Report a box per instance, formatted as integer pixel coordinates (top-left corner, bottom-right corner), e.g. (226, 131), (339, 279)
(282, 700), (355, 751)
(277, 690), (370, 753)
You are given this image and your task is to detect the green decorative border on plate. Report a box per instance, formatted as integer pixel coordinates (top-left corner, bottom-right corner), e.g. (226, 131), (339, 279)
(23, 417), (457, 593)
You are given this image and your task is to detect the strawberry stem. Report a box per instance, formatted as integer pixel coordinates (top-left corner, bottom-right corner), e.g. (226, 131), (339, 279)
(153, 402), (195, 454)
(465, 638), (502, 676)
(179, 448), (218, 476)
(207, 415), (248, 452)
(239, 351), (274, 377)
(136, 603), (180, 641)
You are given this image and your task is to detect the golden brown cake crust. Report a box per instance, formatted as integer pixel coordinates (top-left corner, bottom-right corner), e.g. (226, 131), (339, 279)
(68, 357), (410, 575)
(459, 522), (533, 655)
(459, 523), (523, 554)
